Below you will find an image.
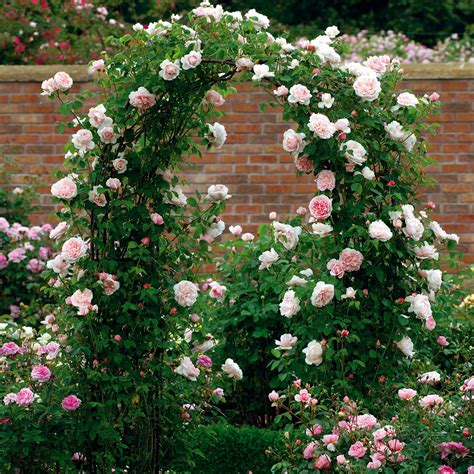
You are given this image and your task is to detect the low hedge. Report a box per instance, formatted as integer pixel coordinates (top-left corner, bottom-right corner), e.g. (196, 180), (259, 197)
(168, 423), (282, 474)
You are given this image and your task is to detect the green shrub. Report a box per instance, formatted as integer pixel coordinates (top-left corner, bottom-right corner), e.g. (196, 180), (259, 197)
(169, 424), (282, 474)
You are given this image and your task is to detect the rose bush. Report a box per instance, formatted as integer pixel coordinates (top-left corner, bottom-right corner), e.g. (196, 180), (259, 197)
(269, 374), (473, 473)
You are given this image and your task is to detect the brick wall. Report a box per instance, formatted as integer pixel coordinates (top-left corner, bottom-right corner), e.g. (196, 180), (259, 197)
(1, 64), (473, 262)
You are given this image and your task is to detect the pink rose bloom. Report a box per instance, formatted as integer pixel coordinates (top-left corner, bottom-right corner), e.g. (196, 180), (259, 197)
(62, 237), (88, 261)
(348, 441), (367, 458)
(294, 155), (314, 173)
(273, 85), (288, 96)
(367, 460), (382, 469)
(398, 388), (417, 400)
(112, 158), (128, 174)
(98, 126), (117, 144)
(0, 341), (21, 356)
(51, 176), (78, 200)
(437, 467), (455, 474)
(209, 281), (227, 302)
(314, 454), (331, 470)
(308, 113), (336, 139)
(89, 59), (105, 73)
(268, 390), (280, 403)
(327, 259), (345, 278)
(429, 92), (440, 101)
(397, 92), (419, 107)
(288, 84), (312, 105)
(175, 356), (200, 381)
(62, 395), (82, 411)
(3, 393), (17, 405)
(70, 288), (94, 313)
(213, 388), (224, 398)
(311, 281), (334, 307)
(31, 364), (52, 383)
(88, 104), (112, 129)
(204, 90), (225, 106)
(241, 233), (254, 242)
(419, 394), (444, 408)
(151, 213), (164, 225)
(282, 129), (306, 155)
(388, 439), (404, 452)
(72, 129), (95, 154)
(106, 178), (121, 190)
(294, 388), (312, 403)
(322, 433), (339, 446)
(16, 388), (36, 406)
(365, 55), (390, 74)
(437, 336), (449, 347)
(336, 455), (346, 465)
(309, 195), (332, 220)
(50, 222), (69, 240)
(180, 51), (201, 70)
(0, 253), (7, 269)
(53, 71), (73, 91)
(38, 246), (51, 260)
(356, 414), (378, 429)
(306, 424), (323, 437)
(369, 220), (393, 242)
(340, 248), (364, 272)
(174, 280), (199, 307)
(197, 355), (212, 368)
(229, 225), (242, 236)
(0, 217), (9, 231)
(41, 77), (58, 96)
(303, 441), (317, 459)
(45, 341), (61, 360)
(27, 258), (45, 273)
(159, 59), (180, 80)
(7, 247), (26, 263)
(129, 87), (156, 110)
(425, 316), (437, 331)
(316, 170), (336, 191)
(353, 74), (381, 101)
(373, 428), (387, 441)
(439, 442), (469, 460)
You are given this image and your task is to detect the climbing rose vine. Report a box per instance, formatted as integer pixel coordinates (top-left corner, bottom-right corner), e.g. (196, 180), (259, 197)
(0, 1), (465, 472)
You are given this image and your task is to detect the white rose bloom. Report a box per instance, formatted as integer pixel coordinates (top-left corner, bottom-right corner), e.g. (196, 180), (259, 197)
(361, 166), (375, 180)
(273, 222), (302, 250)
(405, 294), (432, 320)
(164, 185), (187, 207)
(426, 269), (442, 292)
(175, 356), (200, 381)
(312, 223), (333, 236)
(414, 242), (439, 260)
(193, 337), (214, 353)
(403, 217), (424, 241)
(245, 8), (270, 30)
(275, 333), (298, 350)
(286, 275), (307, 287)
(396, 336), (415, 358)
(258, 248), (279, 270)
(318, 93), (334, 109)
(418, 371), (441, 385)
(204, 220), (225, 240)
(173, 280), (199, 307)
(303, 340), (324, 365)
(342, 140), (367, 165)
(206, 184), (231, 202)
(252, 64), (275, 81)
(279, 290), (301, 318)
(46, 255), (70, 276)
(325, 26), (340, 38)
(341, 287), (356, 299)
(300, 268), (313, 277)
(206, 122), (227, 149)
(222, 358), (243, 380)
